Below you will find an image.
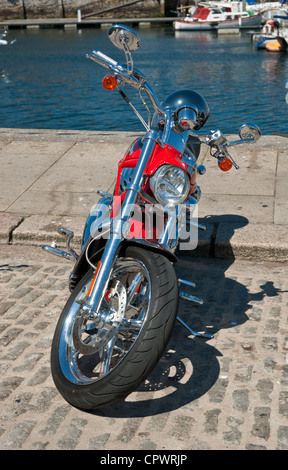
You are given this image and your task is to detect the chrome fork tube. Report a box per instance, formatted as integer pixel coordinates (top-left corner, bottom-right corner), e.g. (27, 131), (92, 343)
(158, 208), (178, 250)
(86, 130), (158, 315)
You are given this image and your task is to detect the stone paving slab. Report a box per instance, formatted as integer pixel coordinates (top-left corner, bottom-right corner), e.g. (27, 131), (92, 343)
(215, 223), (288, 262)
(4, 213), (288, 262)
(0, 129), (287, 261)
(0, 246), (287, 450)
(0, 214), (23, 244)
(11, 215), (85, 248)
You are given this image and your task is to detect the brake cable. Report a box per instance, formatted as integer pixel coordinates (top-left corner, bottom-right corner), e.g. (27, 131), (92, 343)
(117, 87), (150, 131)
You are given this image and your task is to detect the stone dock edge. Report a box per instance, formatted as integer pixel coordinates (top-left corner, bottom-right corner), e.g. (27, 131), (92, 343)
(0, 128), (287, 262)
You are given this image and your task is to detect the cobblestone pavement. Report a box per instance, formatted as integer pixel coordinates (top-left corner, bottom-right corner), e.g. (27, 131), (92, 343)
(0, 245), (287, 450)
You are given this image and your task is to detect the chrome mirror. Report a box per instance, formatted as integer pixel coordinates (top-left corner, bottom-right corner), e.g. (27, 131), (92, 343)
(108, 24), (140, 75)
(239, 124), (261, 142)
(226, 123), (261, 148)
(108, 24), (140, 52)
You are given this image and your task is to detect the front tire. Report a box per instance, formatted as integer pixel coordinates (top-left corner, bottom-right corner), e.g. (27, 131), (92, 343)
(51, 246), (178, 409)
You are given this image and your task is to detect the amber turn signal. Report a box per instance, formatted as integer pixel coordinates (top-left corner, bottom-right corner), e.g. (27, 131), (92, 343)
(218, 157), (233, 172)
(102, 75), (118, 91)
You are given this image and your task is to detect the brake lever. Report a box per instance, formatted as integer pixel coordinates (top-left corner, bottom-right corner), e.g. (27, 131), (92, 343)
(222, 148), (239, 170)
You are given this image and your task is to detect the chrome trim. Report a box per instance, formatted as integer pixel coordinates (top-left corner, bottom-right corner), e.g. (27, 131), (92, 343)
(108, 24), (140, 52)
(58, 257), (152, 385)
(190, 186), (202, 203)
(158, 209), (179, 252)
(197, 164), (206, 175)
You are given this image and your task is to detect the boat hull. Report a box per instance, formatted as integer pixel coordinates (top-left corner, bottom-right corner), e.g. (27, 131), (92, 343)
(256, 35), (288, 51)
(174, 14), (262, 31)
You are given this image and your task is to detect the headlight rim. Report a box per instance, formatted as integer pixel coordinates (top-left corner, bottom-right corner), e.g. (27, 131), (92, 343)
(150, 164), (190, 208)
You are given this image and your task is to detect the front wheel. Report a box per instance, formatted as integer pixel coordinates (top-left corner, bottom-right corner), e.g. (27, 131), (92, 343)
(51, 246), (179, 409)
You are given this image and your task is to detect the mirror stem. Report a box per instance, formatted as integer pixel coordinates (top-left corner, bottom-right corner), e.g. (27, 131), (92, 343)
(226, 138), (255, 147)
(122, 40), (134, 75)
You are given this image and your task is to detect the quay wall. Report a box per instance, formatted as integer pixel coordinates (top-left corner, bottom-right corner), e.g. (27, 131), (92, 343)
(0, 0), (177, 20)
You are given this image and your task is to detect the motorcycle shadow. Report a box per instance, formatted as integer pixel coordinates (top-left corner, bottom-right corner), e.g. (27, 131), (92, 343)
(93, 215), (279, 418)
(94, 337), (222, 418)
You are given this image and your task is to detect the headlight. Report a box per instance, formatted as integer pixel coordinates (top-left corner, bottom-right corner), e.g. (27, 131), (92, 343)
(150, 164), (190, 207)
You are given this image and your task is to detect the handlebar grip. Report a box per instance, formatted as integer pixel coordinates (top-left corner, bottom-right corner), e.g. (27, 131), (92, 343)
(87, 50), (119, 70)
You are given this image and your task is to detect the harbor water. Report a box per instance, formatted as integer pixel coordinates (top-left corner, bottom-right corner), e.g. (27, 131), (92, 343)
(1, 25), (288, 135)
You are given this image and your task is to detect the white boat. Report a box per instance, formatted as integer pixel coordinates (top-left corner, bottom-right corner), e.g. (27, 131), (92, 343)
(179, 0), (288, 23)
(174, 5), (263, 30)
(202, 0), (287, 15)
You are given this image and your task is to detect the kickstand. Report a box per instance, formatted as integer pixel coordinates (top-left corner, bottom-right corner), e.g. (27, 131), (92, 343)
(177, 316), (214, 339)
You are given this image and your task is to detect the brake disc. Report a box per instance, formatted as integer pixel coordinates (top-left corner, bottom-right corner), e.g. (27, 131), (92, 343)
(72, 280), (127, 355)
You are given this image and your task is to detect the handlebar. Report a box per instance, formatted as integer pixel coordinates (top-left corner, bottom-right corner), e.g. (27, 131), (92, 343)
(87, 48), (260, 171)
(87, 50), (166, 116)
(87, 50), (139, 87)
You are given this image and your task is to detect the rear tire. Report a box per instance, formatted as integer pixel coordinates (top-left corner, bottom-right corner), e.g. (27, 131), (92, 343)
(51, 246), (178, 409)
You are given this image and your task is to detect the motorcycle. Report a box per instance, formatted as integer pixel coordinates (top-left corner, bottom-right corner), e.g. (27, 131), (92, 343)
(42, 24), (261, 410)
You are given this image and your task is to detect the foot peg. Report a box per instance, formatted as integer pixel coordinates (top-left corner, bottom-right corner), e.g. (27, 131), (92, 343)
(178, 278), (196, 288)
(42, 244), (75, 261)
(177, 278), (213, 339)
(178, 278), (203, 304)
(42, 227), (79, 261)
(179, 291), (203, 305)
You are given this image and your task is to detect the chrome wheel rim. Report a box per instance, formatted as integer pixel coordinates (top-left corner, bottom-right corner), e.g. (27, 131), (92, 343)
(58, 258), (151, 385)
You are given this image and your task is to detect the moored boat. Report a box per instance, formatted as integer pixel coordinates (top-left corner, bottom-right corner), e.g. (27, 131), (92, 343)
(253, 17), (288, 51)
(174, 5), (263, 30)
